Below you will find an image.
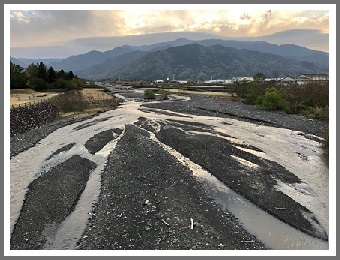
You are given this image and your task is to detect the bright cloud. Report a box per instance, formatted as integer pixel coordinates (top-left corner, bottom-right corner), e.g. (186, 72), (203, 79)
(8, 6), (331, 57)
(10, 9), (329, 43)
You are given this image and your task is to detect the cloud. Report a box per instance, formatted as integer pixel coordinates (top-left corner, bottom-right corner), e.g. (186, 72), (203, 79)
(10, 10), (124, 47)
(9, 9), (330, 56)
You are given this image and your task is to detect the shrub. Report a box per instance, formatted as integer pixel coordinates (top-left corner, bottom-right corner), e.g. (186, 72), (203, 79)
(28, 77), (48, 91)
(50, 90), (89, 112)
(158, 89), (170, 100)
(247, 82), (275, 104)
(70, 78), (84, 90)
(284, 83), (329, 110)
(258, 87), (289, 110)
(144, 90), (155, 100)
(301, 106), (329, 121)
(235, 82), (249, 98)
(52, 78), (68, 89)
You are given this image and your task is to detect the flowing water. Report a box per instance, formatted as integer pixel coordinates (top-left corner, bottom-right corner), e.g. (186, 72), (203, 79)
(9, 90), (330, 250)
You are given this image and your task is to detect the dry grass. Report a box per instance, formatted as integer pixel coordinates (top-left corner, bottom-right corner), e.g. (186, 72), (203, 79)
(10, 89), (36, 95)
(10, 89), (60, 108)
(58, 107), (114, 120)
(81, 88), (113, 101)
(10, 88), (113, 108)
(166, 88), (235, 97)
(55, 88), (117, 119)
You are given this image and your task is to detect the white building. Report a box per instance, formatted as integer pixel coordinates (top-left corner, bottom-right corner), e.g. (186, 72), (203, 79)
(204, 79), (223, 84)
(280, 76), (296, 86)
(232, 77), (254, 83)
(298, 74), (329, 81)
(178, 80), (188, 84)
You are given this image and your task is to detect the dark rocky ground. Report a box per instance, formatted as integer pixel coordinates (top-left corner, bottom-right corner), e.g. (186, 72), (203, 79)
(10, 94), (328, 250)
(75, 125), (266, 250)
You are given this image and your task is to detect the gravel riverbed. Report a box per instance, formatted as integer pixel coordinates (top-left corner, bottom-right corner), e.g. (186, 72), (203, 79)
(9, 93), (329, 251)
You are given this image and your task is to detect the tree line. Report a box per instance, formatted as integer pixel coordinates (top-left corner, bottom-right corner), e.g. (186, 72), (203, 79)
(10, 61), (85, 91)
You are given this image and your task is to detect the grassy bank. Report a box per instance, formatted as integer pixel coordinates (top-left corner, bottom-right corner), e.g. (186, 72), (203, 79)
(10, 88), (119, 120)
(50, 88), (118, 120)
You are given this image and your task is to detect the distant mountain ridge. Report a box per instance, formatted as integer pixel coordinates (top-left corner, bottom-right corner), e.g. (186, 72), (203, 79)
(11, 37), (329, 80)
(105, 44), (328, 80)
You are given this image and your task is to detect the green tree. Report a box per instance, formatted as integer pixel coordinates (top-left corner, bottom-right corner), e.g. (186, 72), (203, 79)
(10, 62), (28, 89)
(26, 63), (39, 79)
(37, 62), (48, 81)
(47, 67), (57, 83)
(52, 78), (68, 89)
(28, 77), (48, 91)
(253, 72), (266, 82)
(57, 69), (67, 80)
(66, 71), (75, 80)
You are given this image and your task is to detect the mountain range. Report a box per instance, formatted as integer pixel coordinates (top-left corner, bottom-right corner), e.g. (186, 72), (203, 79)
(105, 44), (328, 81)
(11, 37), (329, 81)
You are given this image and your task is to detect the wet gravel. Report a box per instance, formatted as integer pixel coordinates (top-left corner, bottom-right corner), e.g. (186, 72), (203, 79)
(143, 95), (325, 137)
(10, 115), (95, 159)
(10, 155), (97, 250)
(84, 128), (122, 155)
(76, 125), (267, 250)
(154, 122), (328, 241)
(46, 143), (76, 161)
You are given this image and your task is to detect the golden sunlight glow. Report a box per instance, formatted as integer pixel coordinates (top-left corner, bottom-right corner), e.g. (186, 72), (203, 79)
(115, 9), (318, 37)
(9, 8), (330, 52)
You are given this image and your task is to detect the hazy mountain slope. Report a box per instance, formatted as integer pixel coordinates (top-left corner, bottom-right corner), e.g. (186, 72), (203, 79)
(76, 50), (146, 80)
(194, 40), (329, 67)
(10, 57), (29, 68)
(105, 44), (328, 80)
(47, 45), (136, 72)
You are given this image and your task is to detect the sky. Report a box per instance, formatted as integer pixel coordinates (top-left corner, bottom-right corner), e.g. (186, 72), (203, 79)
(8, 5), (331, 58)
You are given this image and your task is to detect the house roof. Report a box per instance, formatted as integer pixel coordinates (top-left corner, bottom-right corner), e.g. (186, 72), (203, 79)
(281, 77), (295, 81)
(299, 74), (329, 77)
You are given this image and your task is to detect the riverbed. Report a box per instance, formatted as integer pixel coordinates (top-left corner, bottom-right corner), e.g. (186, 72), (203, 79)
(9, 88), (331, 253)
